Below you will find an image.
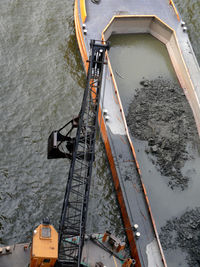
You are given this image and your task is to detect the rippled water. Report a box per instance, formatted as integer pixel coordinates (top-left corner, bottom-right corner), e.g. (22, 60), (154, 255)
(0, 0), (199, 259)
(175, 0), (200, 64)
(0, 0), (123, 246)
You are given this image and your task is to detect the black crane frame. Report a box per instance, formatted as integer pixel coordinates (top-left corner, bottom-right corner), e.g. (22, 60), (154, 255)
(56, 40), (109, 266)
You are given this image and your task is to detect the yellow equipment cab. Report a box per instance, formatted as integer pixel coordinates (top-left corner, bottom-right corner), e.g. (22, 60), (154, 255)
(30, 218), (58, 267)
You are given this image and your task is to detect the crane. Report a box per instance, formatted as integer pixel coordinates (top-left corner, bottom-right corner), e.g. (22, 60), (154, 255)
(47, 40), (109, 266)
(0, 39), (135, 267)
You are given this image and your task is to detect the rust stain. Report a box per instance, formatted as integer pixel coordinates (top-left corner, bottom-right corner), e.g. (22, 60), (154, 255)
(140, 211), (147, 221)
(133, 183), (140, 193)
(116, 115), (122, 123)
(119, 135), (127, 145)
(113, 93), (119, 104)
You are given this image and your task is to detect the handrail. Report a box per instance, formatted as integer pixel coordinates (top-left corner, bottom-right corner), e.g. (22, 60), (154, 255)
(169, 0), (180, 21)
(80, 0), (87, 23)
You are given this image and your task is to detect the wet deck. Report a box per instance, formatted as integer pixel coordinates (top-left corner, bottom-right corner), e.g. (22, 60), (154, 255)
(99, 64), (164, 266)
(0, 244), (30, 267)
(84, 0), (179, 41)
(0, 236), (125, 267)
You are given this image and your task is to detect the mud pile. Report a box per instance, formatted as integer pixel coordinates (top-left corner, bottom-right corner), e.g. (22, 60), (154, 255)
(126, 78), (199, 190)
(160, 208), (200, 266)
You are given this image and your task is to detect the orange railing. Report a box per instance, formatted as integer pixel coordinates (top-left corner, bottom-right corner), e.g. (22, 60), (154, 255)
(169, 0), (180, 21)
(80, 0), (87, 23)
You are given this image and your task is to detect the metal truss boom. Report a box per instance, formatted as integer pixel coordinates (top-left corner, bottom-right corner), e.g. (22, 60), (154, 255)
(56, 40), (109, 266)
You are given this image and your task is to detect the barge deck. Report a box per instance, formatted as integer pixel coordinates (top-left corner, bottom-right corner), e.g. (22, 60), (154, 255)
(74, 0), (200, 266)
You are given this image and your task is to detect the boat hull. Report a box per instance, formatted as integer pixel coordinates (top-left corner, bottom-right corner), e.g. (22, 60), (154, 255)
(74, 0), (200, 266)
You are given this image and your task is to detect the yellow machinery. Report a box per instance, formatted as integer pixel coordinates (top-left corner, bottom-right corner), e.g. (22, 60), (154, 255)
(30, 219), (58, 267)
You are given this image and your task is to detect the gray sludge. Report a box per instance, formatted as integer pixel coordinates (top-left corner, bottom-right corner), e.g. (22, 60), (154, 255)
(126, 78), (200, 190)
(160, 207), (200, 266)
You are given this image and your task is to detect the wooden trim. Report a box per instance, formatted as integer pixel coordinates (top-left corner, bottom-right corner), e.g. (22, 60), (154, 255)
(102, 15), (175, 37)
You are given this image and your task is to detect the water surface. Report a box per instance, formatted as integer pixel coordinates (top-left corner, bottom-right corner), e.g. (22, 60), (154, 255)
(0, 0), (123, 246)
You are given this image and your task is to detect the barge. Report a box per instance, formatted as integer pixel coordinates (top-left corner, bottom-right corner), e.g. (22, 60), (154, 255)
(74, 0), (200, 266)
(1, 1), (200, 267)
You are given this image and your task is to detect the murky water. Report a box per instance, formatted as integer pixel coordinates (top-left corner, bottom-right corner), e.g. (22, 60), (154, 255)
(108, 33), (200, 266)
(0, 0), (199, 264)
(0, 0), (123, 246)
(109, 34), (177, 114)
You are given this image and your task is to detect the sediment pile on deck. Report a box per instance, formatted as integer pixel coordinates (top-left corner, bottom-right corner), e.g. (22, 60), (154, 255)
(126, 78), (200, 190)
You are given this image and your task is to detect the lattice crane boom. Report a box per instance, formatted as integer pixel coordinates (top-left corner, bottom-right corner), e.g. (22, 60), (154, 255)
(48, 40), (109, 266)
